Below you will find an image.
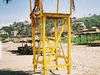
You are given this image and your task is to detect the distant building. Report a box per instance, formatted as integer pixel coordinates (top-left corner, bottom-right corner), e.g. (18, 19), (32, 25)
(73, 22), (86, 29)
(11, 30), (18, 37)
(48, 25), (73, 34)
(47, 25), (73, 38)
(81, 27), (100, 33)
(0, 30), (9, 35)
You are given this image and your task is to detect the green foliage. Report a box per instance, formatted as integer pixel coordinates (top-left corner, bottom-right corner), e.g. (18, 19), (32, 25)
(0, 34), (9, 38)
(72, 34), (100, 44)
(61, 39), (68, 43)
(61, 34), (100, 44)
(1, 21), (31, 37)
(74, 14), (100, 28)
(1, 26), (14, 35)
(1, 14), (100, 38)
(46, 20), (54, 31)
(72, 14), (100, 34)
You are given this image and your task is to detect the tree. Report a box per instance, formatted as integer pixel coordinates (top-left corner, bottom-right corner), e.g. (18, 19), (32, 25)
(74, 14), (100, 29)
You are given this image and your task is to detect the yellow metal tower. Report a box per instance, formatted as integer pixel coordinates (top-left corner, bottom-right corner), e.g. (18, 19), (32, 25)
(29, 0), (73, 75)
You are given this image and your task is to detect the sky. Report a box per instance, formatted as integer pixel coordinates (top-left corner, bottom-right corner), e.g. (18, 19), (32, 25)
(0, 0), (100, 28)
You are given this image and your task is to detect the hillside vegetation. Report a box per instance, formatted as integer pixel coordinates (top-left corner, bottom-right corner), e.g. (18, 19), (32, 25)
(1, 14), (100, 37)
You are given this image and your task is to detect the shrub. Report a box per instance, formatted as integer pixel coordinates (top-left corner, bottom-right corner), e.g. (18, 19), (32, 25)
(0, 34), (9, 38)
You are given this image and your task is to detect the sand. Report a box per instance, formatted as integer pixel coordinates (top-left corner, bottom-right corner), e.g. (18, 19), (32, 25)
(0, 42), (100, 75)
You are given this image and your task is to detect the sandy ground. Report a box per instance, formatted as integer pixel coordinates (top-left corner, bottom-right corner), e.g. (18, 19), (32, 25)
(0, 42), (100, 75)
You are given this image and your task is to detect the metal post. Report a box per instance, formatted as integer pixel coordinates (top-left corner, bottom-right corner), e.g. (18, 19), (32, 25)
(29, 0), (37, 72)
(67, 16), (71, 74)
(42, 16), (47, 75)
(56, 0), (59, 13)
(54, 19), (58, 70)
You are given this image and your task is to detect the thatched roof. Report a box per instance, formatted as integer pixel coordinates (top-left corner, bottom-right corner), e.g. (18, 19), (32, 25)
(48, 25), (68, 33)
(81, 27), (100, 32)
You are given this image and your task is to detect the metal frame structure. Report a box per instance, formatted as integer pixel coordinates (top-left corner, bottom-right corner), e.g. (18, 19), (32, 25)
(29, 0), (72, 75)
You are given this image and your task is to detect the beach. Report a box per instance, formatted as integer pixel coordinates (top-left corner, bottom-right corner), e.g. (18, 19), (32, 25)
(0, 42), (100, 75)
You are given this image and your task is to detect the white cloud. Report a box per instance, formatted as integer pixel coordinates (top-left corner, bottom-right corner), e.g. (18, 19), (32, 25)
(0, 19), (30, 29)
(19, 19), (25, 22)
(17, 19), (30, 23)
(18, 19), (31, 23)
(0, 19), (26, 28)
(0, 23), (13, 28)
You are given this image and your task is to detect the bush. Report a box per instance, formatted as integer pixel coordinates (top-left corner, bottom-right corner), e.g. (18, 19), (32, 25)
(72, 34), (100, 44)
(60, 34), (100, 44)
(0, 34), (9, 38)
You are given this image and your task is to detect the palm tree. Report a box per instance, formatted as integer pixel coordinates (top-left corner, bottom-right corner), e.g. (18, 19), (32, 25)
(5, 0), (12, 4)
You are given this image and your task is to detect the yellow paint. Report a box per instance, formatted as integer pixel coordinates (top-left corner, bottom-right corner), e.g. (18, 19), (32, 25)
(47, 63), (69, 69)
(54, 19), (58, 70)
(67, 16), (71, 74)
(29, 0), (72, 75)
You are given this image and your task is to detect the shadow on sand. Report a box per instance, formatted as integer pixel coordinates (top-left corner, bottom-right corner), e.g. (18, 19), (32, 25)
(7, 50), (33, 55)
(0, 69), (34, 75)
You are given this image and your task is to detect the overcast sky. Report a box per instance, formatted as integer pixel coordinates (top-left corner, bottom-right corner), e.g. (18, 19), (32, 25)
(0, 0), (100, 28)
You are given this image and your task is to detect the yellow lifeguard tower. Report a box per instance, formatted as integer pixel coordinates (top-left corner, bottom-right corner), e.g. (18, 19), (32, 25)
(29, 0), (74, 75)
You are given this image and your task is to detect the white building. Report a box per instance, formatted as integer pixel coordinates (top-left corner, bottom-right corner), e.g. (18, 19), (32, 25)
(11, 30), (18, 37)
(0, 30), (9, 35)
